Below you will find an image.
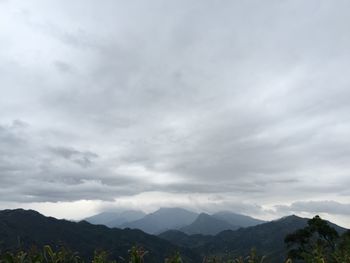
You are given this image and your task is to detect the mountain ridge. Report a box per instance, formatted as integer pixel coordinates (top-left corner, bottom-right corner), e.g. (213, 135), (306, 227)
(120, 207), (198, 234)
(84, 210), (146, 227)
(0, 209), (200, 263)
(179, 212), (239, 235)
(160, 214), (348, 262)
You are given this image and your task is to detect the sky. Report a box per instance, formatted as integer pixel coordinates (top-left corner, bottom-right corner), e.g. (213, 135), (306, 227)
(0, 0), (350, 228)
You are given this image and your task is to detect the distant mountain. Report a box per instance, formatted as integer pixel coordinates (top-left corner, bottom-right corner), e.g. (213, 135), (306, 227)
(1, 209), (347, 262)
(195, 215), (348, 262)
(84, 210), (146, 227)
(179, 213), (239, 235)
(160, 215), (347, 262)
(121, 207), (198, 234)
(84, 211), (120, 225)
(212, 211), (265, 227)
(0, 209), (200, 263)
(107, 210), (147, 227)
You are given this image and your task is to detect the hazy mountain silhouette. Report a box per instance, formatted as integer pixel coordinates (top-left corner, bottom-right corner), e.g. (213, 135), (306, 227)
(179, 213), (239, 235)
(84, 210), (146, 227)
(120, 207), (198, 234)
(177, 212), (265, 235)
(212, 211), (265, 227)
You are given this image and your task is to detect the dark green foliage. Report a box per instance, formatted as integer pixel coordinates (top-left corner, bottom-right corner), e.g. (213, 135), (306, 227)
(0, 246), (169, 263)
(128, 247), (147, 263)
(160, 215), (347, 262)
(164, 252), (182, 263)
(186, 215), (310, 262)
(92, 250), (117, 263)
(0, 246), (274, 263)
(333, 231), (350, 263)
(0, 240), (349, 263)
(0, 245), (83, 263)
(202, 248), (266, 263)
(285, 215), (339, 261)
(285, 216), (350, 263)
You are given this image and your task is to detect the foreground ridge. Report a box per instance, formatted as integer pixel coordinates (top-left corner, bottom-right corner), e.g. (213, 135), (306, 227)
(0, 244), (349, 263)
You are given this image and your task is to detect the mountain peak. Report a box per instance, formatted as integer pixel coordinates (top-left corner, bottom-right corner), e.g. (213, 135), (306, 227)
(197, 212), (211, 218)
(154, 207), (194, 214)
(276, 214), (305, 222)
(121, 207), (198, 234)
(180, 213), (238, 235)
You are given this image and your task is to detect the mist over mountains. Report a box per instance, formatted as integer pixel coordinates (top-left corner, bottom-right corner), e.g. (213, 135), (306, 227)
(84, 207), (265, 235)
(84, 210), (146, 228)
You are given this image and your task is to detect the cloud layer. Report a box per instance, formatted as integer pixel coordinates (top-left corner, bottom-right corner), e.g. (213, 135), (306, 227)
(1, 0), (350, 225)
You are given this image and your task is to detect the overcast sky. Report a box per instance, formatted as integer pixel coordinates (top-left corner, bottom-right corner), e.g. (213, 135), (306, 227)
(1, 0), (350, 227)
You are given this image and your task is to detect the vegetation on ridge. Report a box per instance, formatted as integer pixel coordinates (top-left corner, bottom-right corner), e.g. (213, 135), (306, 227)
(0, 209), (349, 263)
(285, 215), (350, 263)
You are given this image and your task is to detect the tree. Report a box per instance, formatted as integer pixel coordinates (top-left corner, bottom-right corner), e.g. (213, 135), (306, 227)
(285, 215), (339, 262)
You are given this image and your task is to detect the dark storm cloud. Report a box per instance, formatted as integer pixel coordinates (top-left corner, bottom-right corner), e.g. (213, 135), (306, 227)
(1, 0), (350, 222)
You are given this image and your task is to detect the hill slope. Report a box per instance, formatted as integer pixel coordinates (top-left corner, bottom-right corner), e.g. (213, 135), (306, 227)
(160, 215), (347, 262)
(158, 230), (212, 248)
(0, 209), (200, 263)
(195, 215), (347, 262)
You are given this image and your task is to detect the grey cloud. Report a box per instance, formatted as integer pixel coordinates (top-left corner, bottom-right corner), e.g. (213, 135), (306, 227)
(0, 0), (350, 225)
(49, 146), (98, 168)
(0, 120), (151, 202)
(275, 201), (350, 216)
(53, 61), (74, 73)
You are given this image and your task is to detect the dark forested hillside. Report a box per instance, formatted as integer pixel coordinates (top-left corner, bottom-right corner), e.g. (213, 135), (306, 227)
(158, 230), (213, 248)
(1, 209), (347, 263)
(196, 215), (347, 262)
(160, 215), (348, 262)
(0, 209), (200, 263)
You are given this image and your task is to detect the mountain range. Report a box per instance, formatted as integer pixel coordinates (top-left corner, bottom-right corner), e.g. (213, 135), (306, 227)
(0, 209), (199, 263)
(160, 215), (348, 262)
(179, 213), (239, 235)
(1, 208), (347, 262)
(85, 207), (264, 235)
(84, 210), (146, 228)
